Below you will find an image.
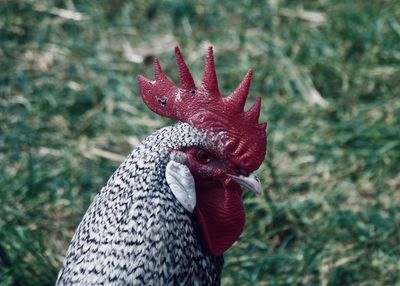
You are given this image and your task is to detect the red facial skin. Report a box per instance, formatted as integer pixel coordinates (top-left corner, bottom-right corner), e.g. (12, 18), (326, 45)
(182, 147), (245, 256)
(137, 47), (267, 255)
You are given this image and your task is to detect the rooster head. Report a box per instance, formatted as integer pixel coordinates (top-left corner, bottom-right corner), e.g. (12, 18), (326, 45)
(138, 47), (267, 256)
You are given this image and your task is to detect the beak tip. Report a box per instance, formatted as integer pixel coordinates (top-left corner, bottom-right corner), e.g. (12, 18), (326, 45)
(228, 173), (263, 195)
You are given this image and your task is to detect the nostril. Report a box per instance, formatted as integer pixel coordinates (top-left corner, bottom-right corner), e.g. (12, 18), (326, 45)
(235, 167), (249, 176)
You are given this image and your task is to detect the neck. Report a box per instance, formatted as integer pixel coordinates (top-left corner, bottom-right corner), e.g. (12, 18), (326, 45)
(57, 123), (223, 285)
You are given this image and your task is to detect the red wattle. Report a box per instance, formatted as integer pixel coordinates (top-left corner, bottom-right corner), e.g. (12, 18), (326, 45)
(194, 180), (245, 256)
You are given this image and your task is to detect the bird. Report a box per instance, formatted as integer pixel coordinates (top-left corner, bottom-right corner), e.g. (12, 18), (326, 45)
(56, 46), (267, 285)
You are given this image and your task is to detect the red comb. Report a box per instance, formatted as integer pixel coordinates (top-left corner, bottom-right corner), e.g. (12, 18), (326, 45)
(138, 47), (267, 171)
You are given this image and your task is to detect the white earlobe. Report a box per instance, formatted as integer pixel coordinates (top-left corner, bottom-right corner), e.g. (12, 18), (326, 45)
(165, 160), (196, 213)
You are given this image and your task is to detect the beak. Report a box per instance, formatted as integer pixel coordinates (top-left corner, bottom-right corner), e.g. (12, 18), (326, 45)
(227, 172), (262, 195)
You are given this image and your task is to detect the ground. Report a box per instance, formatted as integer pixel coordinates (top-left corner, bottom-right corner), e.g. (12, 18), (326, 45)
(1, 0), (400, 285)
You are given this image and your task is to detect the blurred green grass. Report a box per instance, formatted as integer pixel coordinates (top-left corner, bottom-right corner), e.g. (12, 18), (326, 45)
(1, 0), (400, 285)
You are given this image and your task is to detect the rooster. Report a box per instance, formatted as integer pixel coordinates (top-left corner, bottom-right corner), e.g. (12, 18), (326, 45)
(57, 47), (267, 285)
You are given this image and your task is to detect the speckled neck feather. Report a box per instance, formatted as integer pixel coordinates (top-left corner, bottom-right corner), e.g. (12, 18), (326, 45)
(57, 123), (223, 285)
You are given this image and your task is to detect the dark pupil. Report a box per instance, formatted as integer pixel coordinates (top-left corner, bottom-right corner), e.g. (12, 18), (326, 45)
(197, 150), (211, 163)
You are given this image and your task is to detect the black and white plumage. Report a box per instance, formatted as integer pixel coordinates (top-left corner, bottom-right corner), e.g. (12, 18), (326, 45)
(57, 123), (223, 285)
(57, 47), (267, 285)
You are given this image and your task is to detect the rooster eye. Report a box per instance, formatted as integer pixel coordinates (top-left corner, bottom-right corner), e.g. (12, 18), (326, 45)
(196, 150), (212, 164)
